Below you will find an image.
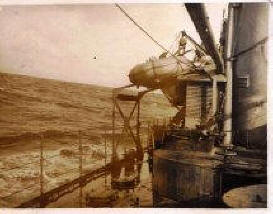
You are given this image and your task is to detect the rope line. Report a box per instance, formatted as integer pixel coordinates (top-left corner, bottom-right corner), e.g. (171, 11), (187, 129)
(167, 32), (181, 54)
(226, 37), (268, 61)
(115, 4), (197, 69)
(115, 4), (169, 53)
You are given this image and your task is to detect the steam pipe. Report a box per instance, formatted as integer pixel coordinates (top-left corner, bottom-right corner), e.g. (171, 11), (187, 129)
(212, 76), (218, 116)
(223, 4), (234, 148)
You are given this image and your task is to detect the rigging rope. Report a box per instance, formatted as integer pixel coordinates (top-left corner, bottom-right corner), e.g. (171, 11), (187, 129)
(226, 37), (268, 61)
(115, 4), (197, 69)
(167, 32), (181, 55)
(115, 3), (169, 53)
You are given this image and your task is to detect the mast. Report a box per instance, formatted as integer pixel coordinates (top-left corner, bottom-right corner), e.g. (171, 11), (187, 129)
(185, 3), (223, 73)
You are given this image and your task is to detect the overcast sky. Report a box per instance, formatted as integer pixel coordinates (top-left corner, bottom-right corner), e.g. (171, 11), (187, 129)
(0, 3), (225, 87)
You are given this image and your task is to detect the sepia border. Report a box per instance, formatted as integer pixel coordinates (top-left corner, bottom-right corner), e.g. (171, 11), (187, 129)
(0, 0), (271, 213)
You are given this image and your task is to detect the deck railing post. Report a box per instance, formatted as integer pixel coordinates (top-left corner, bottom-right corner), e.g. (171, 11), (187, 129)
(40, 133), (44, 208)
(246, 130), (249, 149)
(78, 130), (83, 207)
(104, 130), (107, 189)
(112, 94), (116, 161)
(147, 122), (150, 150)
